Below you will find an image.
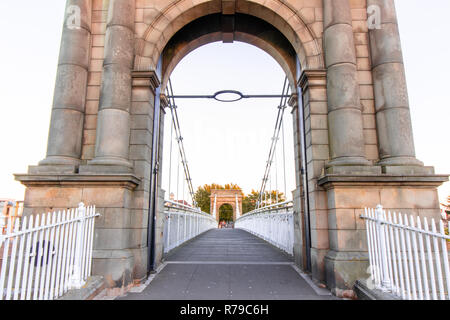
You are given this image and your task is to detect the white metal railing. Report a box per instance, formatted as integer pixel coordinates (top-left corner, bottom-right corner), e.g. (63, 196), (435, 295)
(0, 203), (100, 300)
(235, 201), (294, 255)
(163, 200), (217, 253)
(361, 205), (450, 300)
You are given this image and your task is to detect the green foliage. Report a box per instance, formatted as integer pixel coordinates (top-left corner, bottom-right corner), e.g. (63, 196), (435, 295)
(219, 204), (234, 222)
(242, 190), (260, 214)
(242, 190), (286, 214)
(194, 186), (211, 213)
(260, 190), (286, 207)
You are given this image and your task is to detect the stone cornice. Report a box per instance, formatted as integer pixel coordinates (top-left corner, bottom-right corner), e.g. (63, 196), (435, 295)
(15, 174), (141, 190)
(318, 174), (449, 189)
(131, 70), (161, 93)
(298, 69), (327, 92)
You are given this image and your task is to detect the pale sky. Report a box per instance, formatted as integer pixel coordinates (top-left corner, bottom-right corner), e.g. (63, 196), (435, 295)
(0, 1), (448, 204)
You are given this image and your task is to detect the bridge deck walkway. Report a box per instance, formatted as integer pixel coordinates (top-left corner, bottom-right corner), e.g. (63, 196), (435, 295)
(118, 229), (337, 300)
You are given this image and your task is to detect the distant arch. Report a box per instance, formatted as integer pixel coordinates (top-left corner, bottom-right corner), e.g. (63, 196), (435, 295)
(210, 189), (243, 222)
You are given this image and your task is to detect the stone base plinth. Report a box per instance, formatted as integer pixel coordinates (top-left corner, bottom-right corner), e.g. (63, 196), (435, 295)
(311, 248), (328, 283)
(15, 173), (144, 289)
(93, 249), (135, 288)
(325, 251), (369, 292)
(318, 173), (448, 291)
(130, 247), (148, 284)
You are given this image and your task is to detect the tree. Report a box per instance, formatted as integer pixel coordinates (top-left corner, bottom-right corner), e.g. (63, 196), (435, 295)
(241, 190), (286, 214)
(242, 190), (259, 214)
(219, 204), (234, 222)
(260, 190), (286, 207)
(194, 186), (212, 213)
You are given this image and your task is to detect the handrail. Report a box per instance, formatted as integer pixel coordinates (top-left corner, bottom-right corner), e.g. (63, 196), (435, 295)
(235, 201), (295, 255)
(361, 214), (450, 241)
(164, 200), (213, 218)
(238, 200), (293, 220)
(163, 200), (217, 254)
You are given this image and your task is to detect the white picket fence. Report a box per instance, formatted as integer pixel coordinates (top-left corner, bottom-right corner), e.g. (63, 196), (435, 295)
(361, 205), (450, 300)
(163, 200), (217, 253)
(0, 203), (99, 300)
(235, 201), (294, 255)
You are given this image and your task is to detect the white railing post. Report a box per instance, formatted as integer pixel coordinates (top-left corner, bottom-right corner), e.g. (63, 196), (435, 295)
(69, 203), (87, 289)
(0, 204), (99, 300)
(234, 201), (294, 255)
(375, 205), (391, 291)
(162, 200), (217, 254)
(167, 213), (171, 252)
(362, 205), (450, 300)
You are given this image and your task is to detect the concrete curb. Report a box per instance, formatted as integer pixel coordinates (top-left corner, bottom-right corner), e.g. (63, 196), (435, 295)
(93, 262), (168, 300)
(354, 280), (401, 300)
(58, 276), (105, 300)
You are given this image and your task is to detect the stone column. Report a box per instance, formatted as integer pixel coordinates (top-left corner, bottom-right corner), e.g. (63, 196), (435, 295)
(235, 193), (240, 220)
(323, 0), (371, 169)
(212, 194), (217, 220)
(368, 0), (423, 169)
(86, 0), (135, 172)
(38, 0), (91, 171)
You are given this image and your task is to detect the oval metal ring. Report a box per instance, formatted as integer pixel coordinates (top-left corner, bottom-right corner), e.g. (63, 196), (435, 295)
(213, 90), (244, 102)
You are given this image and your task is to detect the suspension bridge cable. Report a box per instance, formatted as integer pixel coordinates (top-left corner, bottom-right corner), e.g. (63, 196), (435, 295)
(256, 77), (291, 209)
(281, 116), (287, 200)
(167, 79), (197, 207)
(168, 118), (174, 197)
(275, 150), (279, 203)
(183, 172), (186, 204)
(176, 143), (180, 202)
(256, 78), (290, 208)
(269, 168), (272, 205)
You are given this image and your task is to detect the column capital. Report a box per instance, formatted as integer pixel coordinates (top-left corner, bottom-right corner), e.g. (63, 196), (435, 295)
(298, 69), (327, 92)
(132, 70), (161, 93)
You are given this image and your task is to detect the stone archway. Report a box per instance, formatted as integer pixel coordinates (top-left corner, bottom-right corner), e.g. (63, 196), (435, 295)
(160, 13), (299, 93)
(15, 0), (448, 293)
(210, 189), (243, 222)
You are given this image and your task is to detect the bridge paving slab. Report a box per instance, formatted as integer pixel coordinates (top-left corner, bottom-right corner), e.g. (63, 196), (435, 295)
(118, 229), (338, 300)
